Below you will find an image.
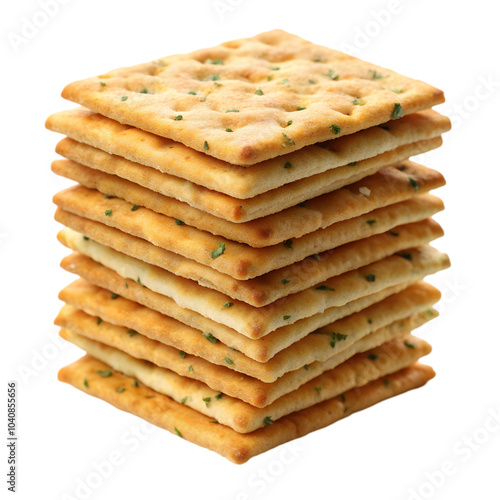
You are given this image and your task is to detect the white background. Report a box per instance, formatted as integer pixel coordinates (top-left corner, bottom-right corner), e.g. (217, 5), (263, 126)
(2, 0), (499, 499)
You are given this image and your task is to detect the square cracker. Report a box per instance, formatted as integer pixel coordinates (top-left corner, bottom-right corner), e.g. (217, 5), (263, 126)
(60, 328), (431, 433)
(52, 158), (446, 247)
(55, 217), (444, 306)
(53, 136), (443, 222)
(56, 279), (440, 383)
(60, 30), (444, 165)
(46, 107), (450, 197)
(60, 244), (450, 340)
(58, 354), (435, 463)
(53, 184), (443, 280)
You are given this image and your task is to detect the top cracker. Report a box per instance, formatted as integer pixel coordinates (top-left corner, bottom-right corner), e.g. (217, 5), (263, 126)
(62, 29), (444, 165)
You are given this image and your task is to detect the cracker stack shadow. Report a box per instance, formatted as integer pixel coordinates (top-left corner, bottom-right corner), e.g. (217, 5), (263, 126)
(47, 29), (450, 464)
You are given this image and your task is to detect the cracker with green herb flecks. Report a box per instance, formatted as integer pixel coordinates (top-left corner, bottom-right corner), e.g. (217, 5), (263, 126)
(58, 354), (435, 463)
(56, 302), (435, 408)
(55, 217), (444, 307)
(58, 29), (444, 165)
(54, 183), (443, 280)
(52, 158), (446, 247)
(55, 280), (439, 383)
(46, 107), (449, 199)
(51, 136), (442, 222)
(60, 244), (449, 342)
(60, 328), (430, 433)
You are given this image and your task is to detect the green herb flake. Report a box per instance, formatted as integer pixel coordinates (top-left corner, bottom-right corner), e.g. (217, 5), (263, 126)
(83, 379), (89, 388)
(83, 236), (90, 240)
(140, 88), (149, 94)
(366, 219), (376, 226)
(181, 396), (188, 404)
(97, 370), (113, 377)
(383, 379), (390, 387)
(137, 276), (145, 286)
(392, 102), (403, 119)
(313, 253), (321, 261)
(225, 128), (233, 132)
(132, 380), (139, 387)
(368, 353), (379, 360)
(392, 89), (403, 94)
(127, 329), (138, 337)
(104, 194), (114, 199)
(426, 309), (435, 317)
(389, 231), (399, 237)
(398, 253), (413, 261)
(340, 393), (346, 403)
(304, 364), (309, 371)
(287, 120), (293, 127)
(203, 332), (218, 344)
(188, 365), (194, 373)
(206, 58), (223, 65)
(263, 416), (274, 426)
(179, 350), (187, 358)
(255, 89), (264, 95)
(174, 115), (183, 121)
(130, 204), (139, 211)
(284, 161), (292, 168)
(281, 278), (290, 284)
(297, 106), (307, 111)
(369, 69), (383, 80)
(314, 387), (322, 393)
(105, 210), (112, 217)
(280, 78), (289, 84)
(175, 219), (185, 225)
(365, 274), (376, 282)
(207, 74), (221, 81)
(353, 98), (365, 105)
(117, 387), (125, 393)
(215, 392), (223, 400)
(283, 239), (293, 249)
(97, 317), (102, 325)
(309, 79), (317, 84)
(120, 96), (128, 101)
(283, 315), (291, 320)
(409, 178), (420, 191)
(188, 91), (197, 95)
(211, 242), (225, 259)
(110, 293), (119, 299)
(404, 341), (416, 349)
(224, 357), (234, 365)
(367, 318), (373, 324)
(100, 81), (106, 86)
(330, 124), (341, 135)
(203, 397), (211, 407)
(316, 285), (335, 291)
(348, 161), (357, 166)
(174, 427), (183, 438)
(327, 69), (339, 80)
(282, 133), (295, 146)
(223, 302), (233, 308)
(203, 140), (209, 150)
(330, 332), (348, 348)
(271, 66), (280, 71)
(379, 125), (391, 131)
(225, 109), (239, 113)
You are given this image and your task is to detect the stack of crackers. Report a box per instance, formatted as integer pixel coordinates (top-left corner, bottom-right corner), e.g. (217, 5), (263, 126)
(47, 30), (450, 464)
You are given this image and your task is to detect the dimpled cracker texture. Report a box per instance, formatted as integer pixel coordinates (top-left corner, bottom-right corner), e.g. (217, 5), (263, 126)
(45, 107), (450, 198)
(60, 328), (431, 433)
(58, 355), (435, 463)
(60, 30), (444, 165)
